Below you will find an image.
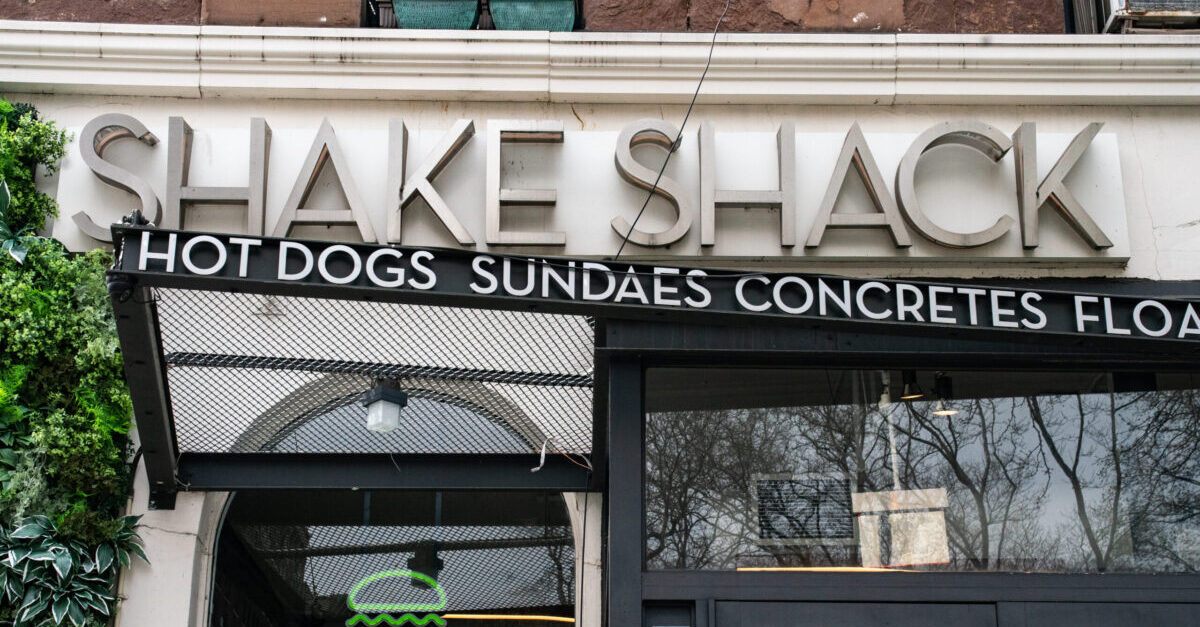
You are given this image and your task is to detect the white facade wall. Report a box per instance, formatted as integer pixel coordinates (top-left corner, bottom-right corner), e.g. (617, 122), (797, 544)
(21, 97), (1200, 280)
